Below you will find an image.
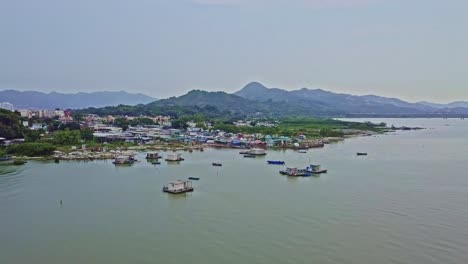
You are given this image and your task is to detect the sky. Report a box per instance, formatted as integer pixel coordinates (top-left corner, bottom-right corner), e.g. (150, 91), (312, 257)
(1, 0), (467, 103)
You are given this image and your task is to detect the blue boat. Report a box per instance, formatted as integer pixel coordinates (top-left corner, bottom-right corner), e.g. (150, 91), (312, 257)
(267, 160), (285, 165)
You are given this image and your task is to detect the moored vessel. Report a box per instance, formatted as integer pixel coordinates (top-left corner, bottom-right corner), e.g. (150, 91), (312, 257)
(163, 180), (194, 194)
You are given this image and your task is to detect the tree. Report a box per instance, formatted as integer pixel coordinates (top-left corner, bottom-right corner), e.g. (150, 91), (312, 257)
(0, 109), (24, 139)
(129, 117), (155, 126)
(23, 129), (43, 142)
(72, 112), (85, 122)
(58, 122), (81, 131)
(53, 130), (81, 145)
(114, 117), (130, 131)
(6, 143), (56, 156)
(81, 128), (94, 141)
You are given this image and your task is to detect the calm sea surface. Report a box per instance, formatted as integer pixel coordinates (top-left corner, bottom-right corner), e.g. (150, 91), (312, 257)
(1, 118), (468, 264)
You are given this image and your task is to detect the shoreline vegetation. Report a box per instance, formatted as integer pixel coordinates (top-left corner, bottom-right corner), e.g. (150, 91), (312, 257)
(1, 117), (422, 162)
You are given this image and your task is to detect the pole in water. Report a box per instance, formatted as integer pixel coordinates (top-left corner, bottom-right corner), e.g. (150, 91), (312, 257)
(60, 200), (62, 205)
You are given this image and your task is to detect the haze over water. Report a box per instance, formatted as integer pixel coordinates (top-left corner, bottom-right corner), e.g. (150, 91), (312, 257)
(1, 118), (467, 264)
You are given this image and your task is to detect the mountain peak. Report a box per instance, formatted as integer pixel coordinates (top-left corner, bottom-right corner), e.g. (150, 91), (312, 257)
(240, 82), (268, 91)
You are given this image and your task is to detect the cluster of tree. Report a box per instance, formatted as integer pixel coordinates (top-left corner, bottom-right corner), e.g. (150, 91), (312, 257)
(75, 103), (244, 121)
(6, 143), (56, 156)
(0, 109), (23, 139)
(319, 129), (345, 137)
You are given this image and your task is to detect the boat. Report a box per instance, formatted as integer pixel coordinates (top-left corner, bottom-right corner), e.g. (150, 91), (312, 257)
(279, 167), (311, 177)
(212, 162), (222, 166)
(188, 177), (200, 180)
(163, 180), (194, 194)
(298, 149), (308, 153)
(151, 161), (161, 165)
(165, 153), (184, 162)
(146, 153), (162, 159)
(240, 148), (266, 156)
(267, 160), (285, 165)
(356, 152), (368, 156)
(112, 155), (136, 165)
(307, 164), (328, 174)
(243, 154), (256, 158)
(249, 148), (267, 156)
(0, 156), (12, 162)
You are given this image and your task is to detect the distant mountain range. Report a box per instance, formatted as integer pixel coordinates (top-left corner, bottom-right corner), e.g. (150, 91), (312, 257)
(3, 83), (468, 117)
(0, 90), (157, 109)
(148, 82), (468, 117)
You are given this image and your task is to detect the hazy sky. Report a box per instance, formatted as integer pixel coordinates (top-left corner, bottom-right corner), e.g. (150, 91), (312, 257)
(1, 0), (467, 103)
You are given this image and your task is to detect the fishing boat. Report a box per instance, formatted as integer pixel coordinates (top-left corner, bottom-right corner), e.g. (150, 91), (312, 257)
(240, 148), (267, 156)
(146, 153), (162, 159)
(212, 162), (222, 166)
(163, 180), (194, 194)
(250, 148), (266, 156)
(188, 177), (200, 180)
(279, 167), (311, 177)
(165, 153), (184, 162)
(243, 154), (256, 158)
(112, 155), (136, 165)
(356, 152), (368, 156)
(267, 160), (285, 165)
(307, 164), (328, 174)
